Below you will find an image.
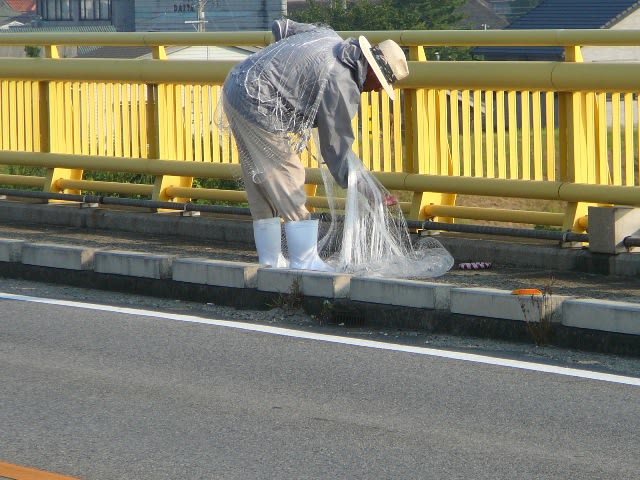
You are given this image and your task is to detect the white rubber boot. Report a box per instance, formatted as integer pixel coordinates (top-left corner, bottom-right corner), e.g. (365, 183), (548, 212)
(253, 217), (289, 268)
(284, 219), (334, 272)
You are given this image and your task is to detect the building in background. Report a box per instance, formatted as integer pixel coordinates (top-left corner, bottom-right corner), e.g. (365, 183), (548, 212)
(486, 0), (541, 22)
(35, 0), (133, 30)
(0, 0), (37, 29)
(33, 0), (286, 32)
(474, 0), (640, 61)
(458, 0), (508, 30)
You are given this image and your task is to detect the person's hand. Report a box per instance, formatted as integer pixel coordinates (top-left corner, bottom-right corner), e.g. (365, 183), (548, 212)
(360, 189), (398, 207)
(384, 194), (398, 206)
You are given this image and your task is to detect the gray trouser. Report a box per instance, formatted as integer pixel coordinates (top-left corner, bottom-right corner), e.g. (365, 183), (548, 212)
(232, 122), (310, 222)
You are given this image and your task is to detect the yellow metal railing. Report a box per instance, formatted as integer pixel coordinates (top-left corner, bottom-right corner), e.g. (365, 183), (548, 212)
(1, 29), (640, 233)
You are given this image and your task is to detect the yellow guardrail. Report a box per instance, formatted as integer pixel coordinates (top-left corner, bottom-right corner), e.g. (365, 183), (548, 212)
(1, 29), (640, 233)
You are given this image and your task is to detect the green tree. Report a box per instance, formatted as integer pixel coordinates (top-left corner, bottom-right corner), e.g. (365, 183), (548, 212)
(24, 45), (41, 57)
(389, 0), (464, 30)
(290, 0), (464, 30)
(289, 0), (469, 60)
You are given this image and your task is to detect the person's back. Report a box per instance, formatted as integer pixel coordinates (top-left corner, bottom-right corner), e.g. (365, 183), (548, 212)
(223, 21), (344, 142)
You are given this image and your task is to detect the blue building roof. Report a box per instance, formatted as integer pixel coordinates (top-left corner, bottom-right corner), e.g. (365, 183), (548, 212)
(473, 0), (640, 60)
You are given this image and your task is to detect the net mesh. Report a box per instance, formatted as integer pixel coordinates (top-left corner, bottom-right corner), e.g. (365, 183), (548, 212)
(316, 150), (454, 279)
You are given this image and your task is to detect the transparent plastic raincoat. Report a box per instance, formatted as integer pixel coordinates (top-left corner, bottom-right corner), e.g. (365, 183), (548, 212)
(222, 19), (367, 193)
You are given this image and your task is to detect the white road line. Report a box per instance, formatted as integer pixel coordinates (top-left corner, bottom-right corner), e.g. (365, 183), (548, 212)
(2, 291), (639, 386)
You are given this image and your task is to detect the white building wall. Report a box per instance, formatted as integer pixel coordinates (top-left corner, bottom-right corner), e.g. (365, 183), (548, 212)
(161, 45), (255, 61)
(583, 9), (640, 62)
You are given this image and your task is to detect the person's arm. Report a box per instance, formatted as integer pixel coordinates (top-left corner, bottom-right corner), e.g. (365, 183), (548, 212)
(315, 66), (399, 207)
(315, 68), (361, 189)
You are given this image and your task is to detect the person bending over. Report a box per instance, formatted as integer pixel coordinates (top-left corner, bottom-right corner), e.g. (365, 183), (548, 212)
(222, 19), (408, 271)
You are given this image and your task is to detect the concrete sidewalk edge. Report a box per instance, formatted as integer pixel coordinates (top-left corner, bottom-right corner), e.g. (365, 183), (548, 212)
(2, 200), (640, 276)
(0, 241), (638, 358)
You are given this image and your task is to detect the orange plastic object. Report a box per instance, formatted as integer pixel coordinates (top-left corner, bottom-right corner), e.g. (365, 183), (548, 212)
(511, 288), (542, 295)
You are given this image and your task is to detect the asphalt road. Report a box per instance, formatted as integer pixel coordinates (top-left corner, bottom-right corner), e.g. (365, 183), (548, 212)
(1, 284), (639, 480)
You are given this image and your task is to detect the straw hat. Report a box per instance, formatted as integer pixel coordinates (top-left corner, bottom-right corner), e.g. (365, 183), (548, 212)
(359, 36), (409, 101)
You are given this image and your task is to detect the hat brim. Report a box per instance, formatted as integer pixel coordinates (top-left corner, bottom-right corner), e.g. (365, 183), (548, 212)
(359, 36), (395, 101)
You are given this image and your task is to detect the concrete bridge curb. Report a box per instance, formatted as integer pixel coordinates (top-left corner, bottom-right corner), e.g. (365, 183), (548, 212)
(1, 237), (639, 357)
(2, 201), (640, 276)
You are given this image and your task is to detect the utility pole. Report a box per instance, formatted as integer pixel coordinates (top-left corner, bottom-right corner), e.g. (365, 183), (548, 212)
(197, 0), (207, 33)
(185, 0), (208, 32)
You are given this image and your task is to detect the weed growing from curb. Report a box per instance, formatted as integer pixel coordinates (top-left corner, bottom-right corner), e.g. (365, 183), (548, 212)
(268, 276), (304, 311)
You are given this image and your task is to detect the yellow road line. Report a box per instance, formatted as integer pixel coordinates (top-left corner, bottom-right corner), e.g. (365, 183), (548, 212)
(0, 461), (79, 480)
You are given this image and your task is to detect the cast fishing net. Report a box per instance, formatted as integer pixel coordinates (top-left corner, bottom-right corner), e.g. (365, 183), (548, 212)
(316, 148), (454, 279)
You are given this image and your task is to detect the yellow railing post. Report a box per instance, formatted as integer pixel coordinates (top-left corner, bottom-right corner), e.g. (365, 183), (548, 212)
(42, 45), (83, 196)
(405, 47), (455, 222)
(560, 46), (594, 232)
(403, 45), (425, 219)
(37, 78), (50, 155)
(150, 46), (194, 204)
(302, 139), (319, 212)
